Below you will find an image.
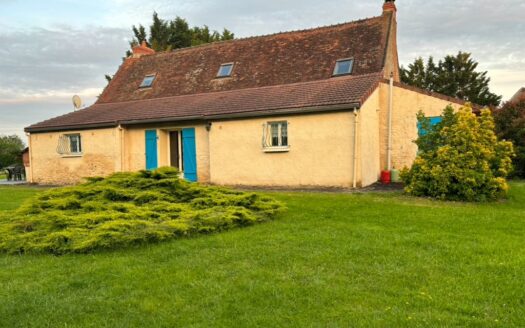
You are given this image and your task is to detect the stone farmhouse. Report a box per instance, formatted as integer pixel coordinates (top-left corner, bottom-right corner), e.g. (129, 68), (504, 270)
(25, 0), (472, 187)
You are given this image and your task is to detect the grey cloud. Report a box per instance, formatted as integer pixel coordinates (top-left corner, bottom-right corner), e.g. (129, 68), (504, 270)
(0, 25), (129, 139)
(1, 0), (524, 141)
(0, 26), (130, 98)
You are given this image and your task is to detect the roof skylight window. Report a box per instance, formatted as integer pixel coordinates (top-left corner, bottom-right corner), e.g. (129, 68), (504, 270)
(139, 74), (156, 88)
(217, 63), (234, 78)
(333, 59), (354, 76)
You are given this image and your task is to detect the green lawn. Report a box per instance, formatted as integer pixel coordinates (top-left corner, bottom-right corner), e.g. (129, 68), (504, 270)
(0, 173), (5, 180)
(1, 183), (524, 327)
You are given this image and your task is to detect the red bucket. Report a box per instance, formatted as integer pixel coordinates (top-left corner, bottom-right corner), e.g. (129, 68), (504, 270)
(380, 170), (391, 184)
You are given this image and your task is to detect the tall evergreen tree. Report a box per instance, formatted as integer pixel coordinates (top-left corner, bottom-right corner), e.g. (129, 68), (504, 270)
(169, 17), (192, 49)
(111, 13), (235, 83)
(148, 12), (172, 51)
(127, 12), (234, 54)
(401, 52), (502, 107)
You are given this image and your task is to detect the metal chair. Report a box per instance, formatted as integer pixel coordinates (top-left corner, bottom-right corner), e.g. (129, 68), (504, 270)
(13, 165), (25, 181)
(5, 167), (14, 181)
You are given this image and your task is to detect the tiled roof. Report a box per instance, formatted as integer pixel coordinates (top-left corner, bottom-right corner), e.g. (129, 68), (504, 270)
(98, 14), (392, 103)
(509, 87), (525, 104)
(26, 73), (381, 132)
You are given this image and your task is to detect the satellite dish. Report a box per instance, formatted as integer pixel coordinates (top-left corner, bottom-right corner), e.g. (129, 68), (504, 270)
(72, 95), (82, 110)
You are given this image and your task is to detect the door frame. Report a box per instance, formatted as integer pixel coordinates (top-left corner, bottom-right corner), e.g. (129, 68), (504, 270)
(168, 130), (183, 171)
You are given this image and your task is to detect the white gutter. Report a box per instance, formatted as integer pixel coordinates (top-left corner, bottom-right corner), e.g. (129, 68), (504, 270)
(387, 72), (394, 171)
(352, 108), (360, 188)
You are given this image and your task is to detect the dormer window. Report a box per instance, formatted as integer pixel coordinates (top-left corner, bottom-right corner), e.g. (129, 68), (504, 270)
(217, 63), (234, 78)
(139, 74), (156, 88)
(333, 59), (354, 76)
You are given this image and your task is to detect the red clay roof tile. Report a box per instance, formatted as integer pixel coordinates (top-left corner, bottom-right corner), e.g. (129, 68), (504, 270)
(27, 14), (393, 132)
(98, 15), (390, 103)
(26, 73), (381, 132)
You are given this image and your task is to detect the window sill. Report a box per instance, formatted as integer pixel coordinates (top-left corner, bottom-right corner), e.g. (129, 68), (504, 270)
(61, 154), (83, 158)
(263, 147), (290, 153)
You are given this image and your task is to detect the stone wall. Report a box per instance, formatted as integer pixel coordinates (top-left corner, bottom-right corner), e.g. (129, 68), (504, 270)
(377, 82), (464, 171)
(28, 128), (120, 185)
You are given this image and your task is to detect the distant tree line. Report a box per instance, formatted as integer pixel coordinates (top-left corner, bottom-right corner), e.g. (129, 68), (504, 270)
(401, 52), (502, 107)
(402, 51), (524, 178)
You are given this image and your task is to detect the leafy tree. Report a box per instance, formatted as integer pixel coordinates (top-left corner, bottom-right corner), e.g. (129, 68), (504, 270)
(401, 104), (514, 201)
(0, 135), (25, 168)
(113, 13), (235, 82)
(494, 100), (525, 178)
(401, 52), (502, 107)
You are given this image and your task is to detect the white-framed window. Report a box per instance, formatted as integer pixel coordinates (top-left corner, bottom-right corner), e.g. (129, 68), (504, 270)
(333, 58), (354, 76)
(217, 63), (234, 78)
(57, 134), (82, 156)
(262, 121), (289, 152)
(139, 74), (156, 88)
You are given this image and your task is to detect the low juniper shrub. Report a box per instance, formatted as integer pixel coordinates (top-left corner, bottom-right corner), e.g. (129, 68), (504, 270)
(0, 167), (284, 254)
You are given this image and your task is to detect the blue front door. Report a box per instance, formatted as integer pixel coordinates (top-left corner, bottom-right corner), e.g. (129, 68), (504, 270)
(145, 130), (158, 170)
(182, 128), (197, 182)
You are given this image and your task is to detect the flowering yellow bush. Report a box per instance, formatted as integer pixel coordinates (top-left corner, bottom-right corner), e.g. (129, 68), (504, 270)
(401, 104), (514, 201)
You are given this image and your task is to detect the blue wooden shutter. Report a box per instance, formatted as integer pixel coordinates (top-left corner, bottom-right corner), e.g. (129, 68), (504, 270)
(145, 130), (158, 170)
(182, 128), (197, 182)
(417, 116), (443, 136)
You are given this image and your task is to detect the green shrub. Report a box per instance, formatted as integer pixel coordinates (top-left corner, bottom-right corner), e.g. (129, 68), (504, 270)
(493, 100), (525, 178)
(0, 167), (284, 254)
(401, 104), (514, 202)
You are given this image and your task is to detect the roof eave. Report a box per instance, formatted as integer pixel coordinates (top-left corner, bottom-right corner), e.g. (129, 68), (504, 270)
(119, 103), (361, 126)
(25, 122), (118, 134)
(26, 103), (361, 133)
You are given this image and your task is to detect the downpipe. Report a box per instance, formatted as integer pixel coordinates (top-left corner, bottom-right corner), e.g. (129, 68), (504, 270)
(353, 108), (360, 188)
(387, 72), (394, 171)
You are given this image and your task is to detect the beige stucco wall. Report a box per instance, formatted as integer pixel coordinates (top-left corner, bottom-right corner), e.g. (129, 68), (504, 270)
(123, 124), (210, 183)
(377, 83), (464, 170)
(28, 128), (120, 185)
(359, 88), (381, 187)
(208, 111), (357, 188)
(28, 81), (467, 187)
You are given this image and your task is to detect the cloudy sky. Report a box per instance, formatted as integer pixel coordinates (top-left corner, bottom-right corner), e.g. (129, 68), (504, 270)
(1, 0), (524, 142)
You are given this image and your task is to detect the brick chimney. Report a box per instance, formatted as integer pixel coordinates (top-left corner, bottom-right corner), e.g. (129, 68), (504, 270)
(131, 41), (155, 58)
(382, 0), (400, 82)
(383, 0), (397, 14)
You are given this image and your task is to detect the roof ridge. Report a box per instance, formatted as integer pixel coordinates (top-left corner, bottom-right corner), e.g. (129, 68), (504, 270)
(136, 15), (384, 58)
(96, 72), (383, 107)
